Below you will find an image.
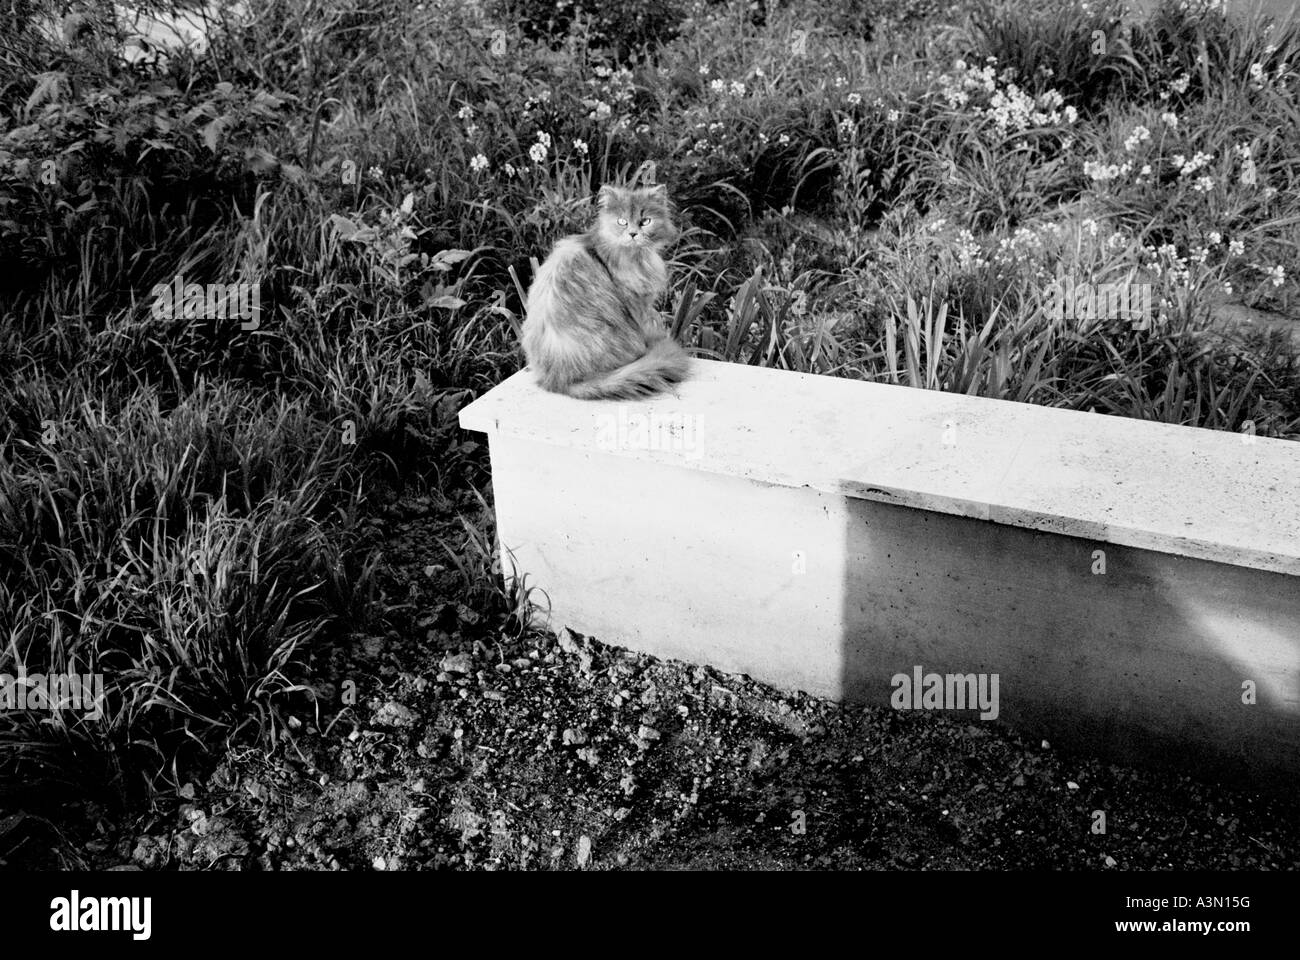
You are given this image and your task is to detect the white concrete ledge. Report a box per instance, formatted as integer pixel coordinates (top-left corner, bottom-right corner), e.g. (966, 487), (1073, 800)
(461, 359), (1300, 576)
(460, 359), (1300, 788)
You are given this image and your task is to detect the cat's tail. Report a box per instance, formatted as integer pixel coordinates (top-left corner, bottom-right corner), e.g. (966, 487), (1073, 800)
(565, 338), (690, 400)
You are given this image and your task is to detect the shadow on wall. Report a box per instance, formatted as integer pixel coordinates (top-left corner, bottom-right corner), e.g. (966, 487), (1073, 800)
(837, 498), (1300, 792)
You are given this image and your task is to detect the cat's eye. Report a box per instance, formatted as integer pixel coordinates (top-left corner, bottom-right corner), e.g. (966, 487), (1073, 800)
(616, 218), (628, 226)
(639, 218), (652, 226)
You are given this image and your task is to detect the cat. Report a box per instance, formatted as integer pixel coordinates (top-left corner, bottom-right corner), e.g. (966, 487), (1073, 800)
(521, 183), (690, 400)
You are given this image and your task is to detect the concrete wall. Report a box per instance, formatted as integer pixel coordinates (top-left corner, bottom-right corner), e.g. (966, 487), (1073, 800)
(489, 432), (1300, 791)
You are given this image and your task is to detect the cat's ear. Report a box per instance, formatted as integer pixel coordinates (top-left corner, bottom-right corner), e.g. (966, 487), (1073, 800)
(645, 183), (668, 201)
(596, 184), (618, 208)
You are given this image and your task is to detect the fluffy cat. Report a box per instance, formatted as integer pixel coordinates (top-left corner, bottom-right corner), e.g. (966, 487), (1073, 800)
(521, 183), (690, 400)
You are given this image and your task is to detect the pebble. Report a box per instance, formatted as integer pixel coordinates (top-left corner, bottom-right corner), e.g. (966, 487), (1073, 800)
(441, 653), (473, 675)
(374, 701), (417, 727)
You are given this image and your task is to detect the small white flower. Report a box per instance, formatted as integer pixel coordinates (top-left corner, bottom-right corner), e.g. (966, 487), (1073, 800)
(464, 123), (478, 137)
(729, 80), (746, 96)
(1265, 264), (1285, 287)
(1123, 125), (1150, 151)
(503, 162), (516, 178)
(456, 105), (474, 121)
(469, 153), (488, 173)
(778, 133), (791, 146)
(1208, 231), (1222, 245)
(1063, 105), (1077, 124)
(1171, 74), (1191, 94)
(528, 142), (547, 164)
(887, 109), (900, 122)
(536, 131), (552, 148)
(847, 92), (862, 105)
(367, 165), (383, 181)
(710, 78), (725, 93)
(1192, 175), (1213, 193)
(573, 138), (589, 155)
(1228, 239), (1245, 257)
(699, 63), (710, 75)
(1160, 111), (1178, 127)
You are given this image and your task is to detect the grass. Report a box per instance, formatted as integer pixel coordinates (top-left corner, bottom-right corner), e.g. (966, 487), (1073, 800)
(0, 0), (1297, 838)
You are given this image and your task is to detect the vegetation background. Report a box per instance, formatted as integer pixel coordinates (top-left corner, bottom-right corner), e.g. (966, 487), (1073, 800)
(1, 0), (1297, 868)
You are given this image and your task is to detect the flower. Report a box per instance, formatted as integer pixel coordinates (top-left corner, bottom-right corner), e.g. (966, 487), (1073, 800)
(464, 123), (478, 137)
(503, 162), (516, 178)
(1170, 74), (1191, 94)
(1192, 175), (1213, 193)
(1123, 125), (1150, 151)
(456, 105), (474, 121)
(1265, 264), (1285, 287)
(1228, 239), (1245, 256)
(710, 78), (724, 93)
(573, 138), (589, 155)
(847, 92), (862, 105)
(887, 109), (900, 122)
(778, 133), (791, 145)
(367, 165), (383, 181)
(528, 142), (547, 163)
(1208, 231), (1222, 245)
(729, 80), (746, 96)
(1160, 111), (1178, 127)
(699, 63), (710, 75)
(469, 153), (488, 173)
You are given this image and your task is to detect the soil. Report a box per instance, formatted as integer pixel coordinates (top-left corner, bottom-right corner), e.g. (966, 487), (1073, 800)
(5, 491), (1297, 872)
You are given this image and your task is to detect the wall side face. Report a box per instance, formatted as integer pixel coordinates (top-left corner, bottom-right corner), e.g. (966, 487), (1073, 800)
(489, 432), (852, 697)
(837, 497), (1300, 788)
(489, 434), (1300, 788)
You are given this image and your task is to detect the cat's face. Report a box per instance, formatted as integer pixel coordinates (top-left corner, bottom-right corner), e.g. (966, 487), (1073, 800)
(595, 184), (675, 250)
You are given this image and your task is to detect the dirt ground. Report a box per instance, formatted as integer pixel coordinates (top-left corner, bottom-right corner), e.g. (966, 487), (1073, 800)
(7, 492), (1297, 872)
